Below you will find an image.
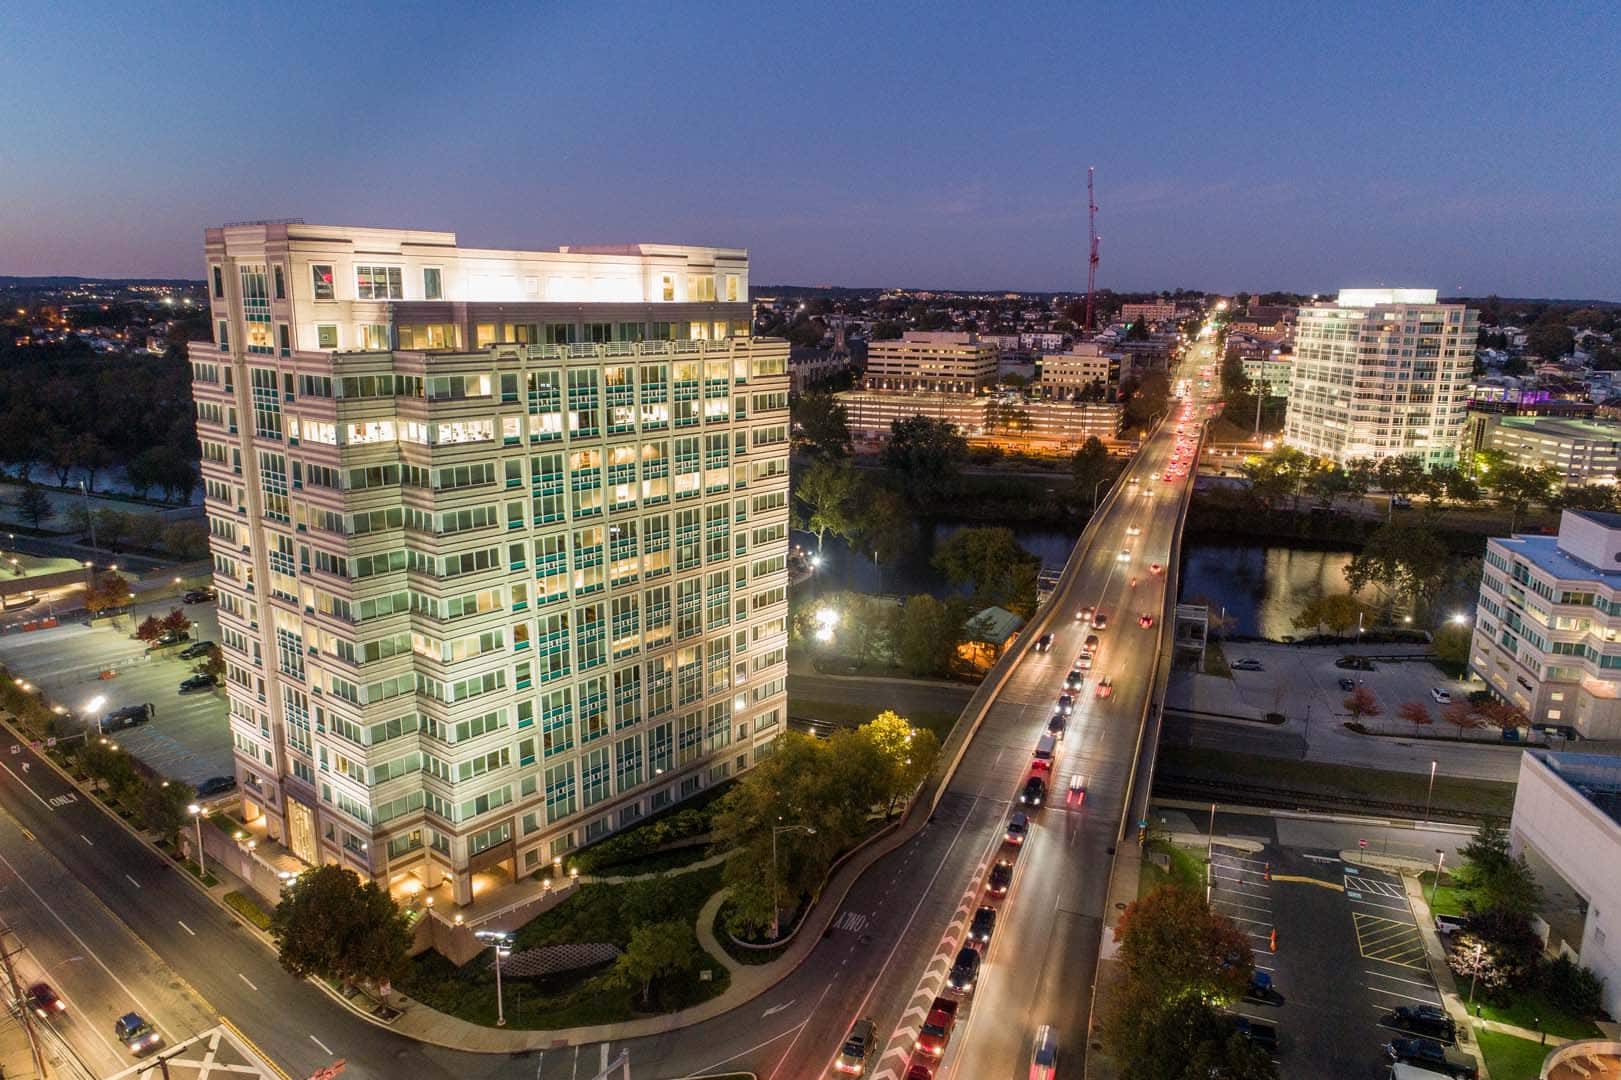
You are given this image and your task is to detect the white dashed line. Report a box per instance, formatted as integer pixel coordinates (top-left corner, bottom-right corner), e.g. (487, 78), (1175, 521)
(177, 921), (195, 936)
(124, 874), (141, 888)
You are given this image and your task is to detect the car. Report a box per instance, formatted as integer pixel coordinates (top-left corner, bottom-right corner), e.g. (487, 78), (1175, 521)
(26, 983), (65, 1019)
(1005, 811), (1030, 845)
(1047, 712), (1068, 739)
(1074, 652), (1093, 671)
(969, 905), (997, 944)
(1336, 655), (1376, 671)
(1384, 1005), (1457, 1043)
(178, 640), (215, 660)
(179, 673), (217, 693)
(1091, 612), (1108, 630)
(1244, 970), (1282, 1006)
(182, 589), (215, 604)
(1139, 614), (1154, 628)
(1431, 687), (1453, 704)
(1095, 676), (1113, 699)
(1056, 694), (1074, 716)
(115, 1013), (161, 1054)
(1020, 775), (1047, 806)
(1148, 562), (1163, 575)
(1083, 633), (1101, 652)
(986, 859), (1013, 896)
(1075, 605), (1094, 622)
(1338, 677), (1357, 692)
(916, 997), (958, 1057)
(1229, 1014), (1278, 1055)
(1163, 473), (1176, 483)
(946, 946), (981, 994)
(902, 1057), (936, 1080)
(1127, 475), (1139, 485)
(1229, 658), (1263, 672)
(1029, 1025), (1059, 1080)
(1126, 525), (1140, 536)
(1150, 472), (1160, 481)
(148, 628), (189, 649)
(1032, 632), (1054, 654)
(1434, 914), (1468, 935)
(833, 1017), (878, 1075)
(100, 703), (154, 732)
(1117, 548), (1131, 562)
(194, 775), (237, 798)
(1064, 669), (1084, 691)
(1384, 1036), (1478, 1078)
(1067, 773), (1086, 804)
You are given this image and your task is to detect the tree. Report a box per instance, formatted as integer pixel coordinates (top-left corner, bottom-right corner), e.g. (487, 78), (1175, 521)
(1525, 321), (1575, 361)
(1428, 465), (1483, 508)
(137, 778), (194, 849)
(1343, 685), (1381, 723)
(162, 520), (210, 559)
(12, 484), (53, 529)
(881, 415), (967, 506)
(1291, 593), (1373, 636)
(890, 594), (967, 677)
(1449, 913), (1543, 1001)
(859, 711), (940, 813)
(1550, 484), (1620, 513)
(1397, 701), (1433, 727)
(1110, 994), (1278, 1080)
(160, 607), (191, 634)
(852, 485), (912, 569)
(1455, 820), (1542, 917)
(605, 919), (701, 1006)
(84, 572), (131, 614)
(1343, 524), (1451, 608)
(200, 643), (226, 679)
(135, 615), (164, 643)
(1113, 884), (1254, 1005)
(1432, 622), (1471, 668)
(985, 399), (1031, 433)
(791, 392), (851, 459)
(932, 527), (1040, 615)
(93, 508), (131, 552)
(1122, 370), (1172, 430)
(1070, 437), (1114, 506)
(1487, 464), (1561, 532)
(271, 864), (411, 988)
(794, 459), (860, 555)
(1374, 455), (1430, 516)
(1442, 700), (1477, 739)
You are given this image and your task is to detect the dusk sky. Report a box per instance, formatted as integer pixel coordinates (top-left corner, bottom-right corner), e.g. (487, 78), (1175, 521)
(3, 1), (1617, 297)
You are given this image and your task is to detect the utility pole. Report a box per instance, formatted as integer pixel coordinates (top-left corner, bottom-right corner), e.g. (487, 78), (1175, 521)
(0, 923), (48, 1080)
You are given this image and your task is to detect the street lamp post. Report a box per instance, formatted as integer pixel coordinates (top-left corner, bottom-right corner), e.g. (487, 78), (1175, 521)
(78, 480), (98, 555)
(770, 823), (816, 940)
(1430, 849), (1445, 906)
(187, 803), (206, 879)
(1092, 477), (1108, 509)
(475, 930), (514, 1025)
(1423, 760), (1437, 823)
(1468, 939), (1484, 1007)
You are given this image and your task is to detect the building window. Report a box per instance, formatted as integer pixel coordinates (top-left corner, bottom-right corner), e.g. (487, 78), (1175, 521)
(725, 274), (739, 302)
(311, 264), (335, 301)
(423, 267), (442, 300)
(212, 266), (224, 298)
(216, 319), (229, 350)
(273, 265), (286, 300)
(661, 274), (675, 302)
(277, 324), (291, 356)
(316, 324), (338, 349)
(355, 265), (404, 300)
(358, 324), (389, 350)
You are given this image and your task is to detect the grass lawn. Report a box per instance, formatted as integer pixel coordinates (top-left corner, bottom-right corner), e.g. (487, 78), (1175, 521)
(397, 863), (731, 1029)
(1417, 870), (1471, 918)
(1140, 838), (1205, 897)
(1155, 745), (1517, 818)
(791, 697), (962, 743)
(1478, 989), (1604, 1041)
(1474, 1028), (1552, 1080)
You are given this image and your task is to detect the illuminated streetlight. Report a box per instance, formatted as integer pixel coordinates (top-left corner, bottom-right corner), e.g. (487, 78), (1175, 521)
(1450, 612), (1470, 625)
(187, 803), (207, 878)
(813, 607), (839, 643)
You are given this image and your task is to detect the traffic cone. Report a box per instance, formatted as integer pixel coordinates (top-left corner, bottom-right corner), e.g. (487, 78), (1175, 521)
(1264, 862), (1271, 881)
(1269, 928), (1277, 952)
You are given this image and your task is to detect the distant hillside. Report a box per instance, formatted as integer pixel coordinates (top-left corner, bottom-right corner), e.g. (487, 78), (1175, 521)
(0, 275), (203, 287)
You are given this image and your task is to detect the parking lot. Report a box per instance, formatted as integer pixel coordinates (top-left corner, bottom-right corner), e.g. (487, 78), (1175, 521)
(1158, 807), (1478, 1078)
(0, 595), (232, 785)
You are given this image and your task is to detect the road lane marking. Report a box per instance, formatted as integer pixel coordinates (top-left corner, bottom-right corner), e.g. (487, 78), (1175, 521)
(761, 998), (795, 1018)
(309, 1035), (333, 1054)
(19, 826), (34, 842)
(237, 972), (257, 991)
(79, 833), (93, 846)
(124, 873), (141, 888)
(0, 761), (53, 810)
(178, 920), (195, 936)
(763, 981), (833, 1080)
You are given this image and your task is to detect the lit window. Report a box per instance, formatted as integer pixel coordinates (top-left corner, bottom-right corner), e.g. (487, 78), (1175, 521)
(355, 266), (404, 300)
(311, 264), (335, 301)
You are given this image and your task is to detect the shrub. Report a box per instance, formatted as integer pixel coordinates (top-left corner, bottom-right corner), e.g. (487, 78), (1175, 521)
(1543, 954), (1605, 1018)
(225, 890), (273, 930)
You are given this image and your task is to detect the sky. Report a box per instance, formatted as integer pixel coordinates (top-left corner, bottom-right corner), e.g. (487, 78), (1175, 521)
(2, 1), (1619, 298)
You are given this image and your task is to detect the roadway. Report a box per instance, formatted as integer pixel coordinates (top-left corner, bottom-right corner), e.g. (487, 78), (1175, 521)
(0, 340), (1215, 1080)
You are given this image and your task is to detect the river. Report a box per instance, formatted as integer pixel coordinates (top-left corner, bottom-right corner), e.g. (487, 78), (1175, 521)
(793, 523), (1078, 600)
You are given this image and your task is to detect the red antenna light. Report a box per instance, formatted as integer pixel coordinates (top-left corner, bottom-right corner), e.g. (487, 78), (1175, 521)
(1084, 167), (1100, 332)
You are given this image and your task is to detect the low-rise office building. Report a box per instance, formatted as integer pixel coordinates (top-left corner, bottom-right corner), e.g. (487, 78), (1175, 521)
(1509, 751), (1621, 1022)
(1475, 414), (1621, 485)
(1120, 299), (1178, 324)
(1039, 343), (1118, 396)
(839, 389), (988, 441)
(1469, 509), (1621, 740)
(863, 331), (998, 394)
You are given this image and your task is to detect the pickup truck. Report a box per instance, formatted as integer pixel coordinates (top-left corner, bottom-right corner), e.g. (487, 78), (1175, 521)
(916, 997), (958, 1057)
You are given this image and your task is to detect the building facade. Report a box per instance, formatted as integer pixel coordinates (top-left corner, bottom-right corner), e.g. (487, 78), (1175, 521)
(1284, 288), (1477, 467)
(194, 223), (789, 904)
(1476, 415), (1621, 485)
(863, 331), (999, 393)
(1120, 299), (1178, 324)
(1040, 343), (1117, 395)
(1469, 510), (1621, 741)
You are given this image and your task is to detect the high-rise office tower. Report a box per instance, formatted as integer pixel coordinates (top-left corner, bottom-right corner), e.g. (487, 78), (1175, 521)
(193, 223), (789, 903)
(1284, 288), (1477, 467)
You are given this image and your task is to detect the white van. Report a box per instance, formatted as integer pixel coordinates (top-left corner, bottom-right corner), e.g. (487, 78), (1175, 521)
(1389, 1063), (1452, 1079)
(1032, 734), (1057, 768)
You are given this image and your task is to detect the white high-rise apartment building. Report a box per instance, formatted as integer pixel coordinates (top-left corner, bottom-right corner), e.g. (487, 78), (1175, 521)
(1284, 288), (1477, 466)
(193, 223), (789, 904)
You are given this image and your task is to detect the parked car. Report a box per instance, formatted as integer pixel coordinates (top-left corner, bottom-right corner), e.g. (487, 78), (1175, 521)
(986, 859), (1013, 896)
(1005, 811), (1030, 845)
(194, 775), (237, 799)
(1230, 658), (1264, 672)
(26, 983), (65, 1019)
(833, 1017), (878, 1076)
(1339, 677), (1357, 692)
(1384, 1005), (1456, 1043)
(1244, 970), (1282, 1006)
(1229, 1014), (1278, 1055)
(1336, 655), (1375, 671)
(1434, 914), (1467, 935)
(178, 673), (217, 693)
(902, 1057), (936, 1080)
(147, 628), (189, 649)
(182, 589), (215, 604)
(100, 703), (154, 732)
(1033, 633), (1054, 654)
(1430, 687), (1453, 705)
(178, 640), (215, 660)
(946, 947), (981, 994)
(916, 997), (958, 1057)
(115, 1013), (161, 1054)
(968, 905), (996, 945)
(1019, 775), (1046, 807)
(1384, 1037), (1478, 1078)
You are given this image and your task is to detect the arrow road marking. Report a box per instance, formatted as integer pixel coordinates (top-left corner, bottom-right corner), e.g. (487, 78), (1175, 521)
(761, 999), (795, 1018)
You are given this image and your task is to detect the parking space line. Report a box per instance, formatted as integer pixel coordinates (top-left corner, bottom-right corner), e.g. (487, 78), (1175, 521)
(1367, 984), (1443, 1005)
(1222, 914), (1274, 927)
(1367, 970), (1439, 991)
(1213, 899), (1273, 915)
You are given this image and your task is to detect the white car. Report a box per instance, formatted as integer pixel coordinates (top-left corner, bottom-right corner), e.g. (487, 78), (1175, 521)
(1430, 687), (1452, 704)
(1118, 549), (1131, 562)
(1126, 525), (1140, 536)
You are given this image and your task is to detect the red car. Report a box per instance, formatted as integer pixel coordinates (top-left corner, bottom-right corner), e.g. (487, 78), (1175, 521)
(1095, 676), (1114, 698)
(904, 1057), (937, 1080)
(1149, 563), (1163, 575)
(1139, 614), (1154, 629)
(916, 997), (959, 1057)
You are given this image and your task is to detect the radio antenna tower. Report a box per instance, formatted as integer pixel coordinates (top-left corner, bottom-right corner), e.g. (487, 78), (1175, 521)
(1084, 166), (1100, 332)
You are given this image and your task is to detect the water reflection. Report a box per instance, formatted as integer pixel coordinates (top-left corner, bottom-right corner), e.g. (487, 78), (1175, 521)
(1178, 542), (1380, 640)
(795, 524), (1078, 599)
